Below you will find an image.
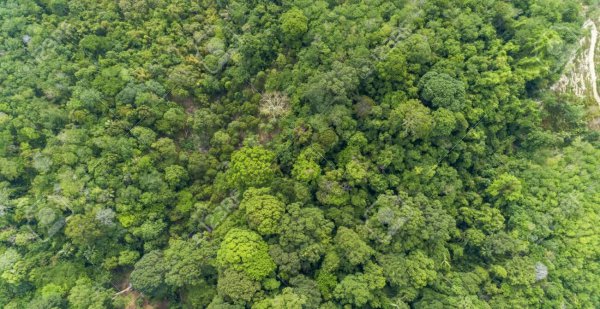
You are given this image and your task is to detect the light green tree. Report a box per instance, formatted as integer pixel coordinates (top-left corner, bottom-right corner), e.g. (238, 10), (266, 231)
(240, 188), (285, 236)
(280, 8), (308, 41)
(217, 228), (276, 281)
(228, 146), (276, 188)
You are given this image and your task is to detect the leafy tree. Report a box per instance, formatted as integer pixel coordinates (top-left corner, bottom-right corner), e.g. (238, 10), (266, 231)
(333, 262), (386, 307)
(389, 99), (434, 141)
(163, 237), (215, 288)
(240, 188), (285, 236)
(280, 8), (308, 42)
(334, 227), (373, 267)
(217, 269), (261, 305)
(486, 173), (523, 204)
(67, 278), (112, 309)
(65, 210), (117, 248)
(216, 228), (276, 281)
(292, 157), (321, 182)
(252, 287), (307, 309)
(164, 164), (188, 188)
(228, 146), (276, 188)
(130, 250), (168, 297)
(378, 251), (437, 301)
(316, 170), (349, 207)
(418, 71), (466, 111)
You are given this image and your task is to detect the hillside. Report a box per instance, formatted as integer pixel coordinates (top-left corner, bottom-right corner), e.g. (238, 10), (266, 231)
(0, 0), (599, 308)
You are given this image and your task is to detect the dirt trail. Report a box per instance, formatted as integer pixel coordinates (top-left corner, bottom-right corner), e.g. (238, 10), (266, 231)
(585, 20), (600, 107)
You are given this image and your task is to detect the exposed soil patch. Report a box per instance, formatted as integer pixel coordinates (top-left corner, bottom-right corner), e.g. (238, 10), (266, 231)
(552, 19), (599, 107)
(586, 20), (600, 107)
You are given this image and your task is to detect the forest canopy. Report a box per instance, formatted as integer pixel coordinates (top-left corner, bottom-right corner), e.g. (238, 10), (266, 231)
(0, 0), (599, 308)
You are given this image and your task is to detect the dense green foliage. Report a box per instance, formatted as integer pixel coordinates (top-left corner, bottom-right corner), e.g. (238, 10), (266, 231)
(0, 0), (599, 307)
